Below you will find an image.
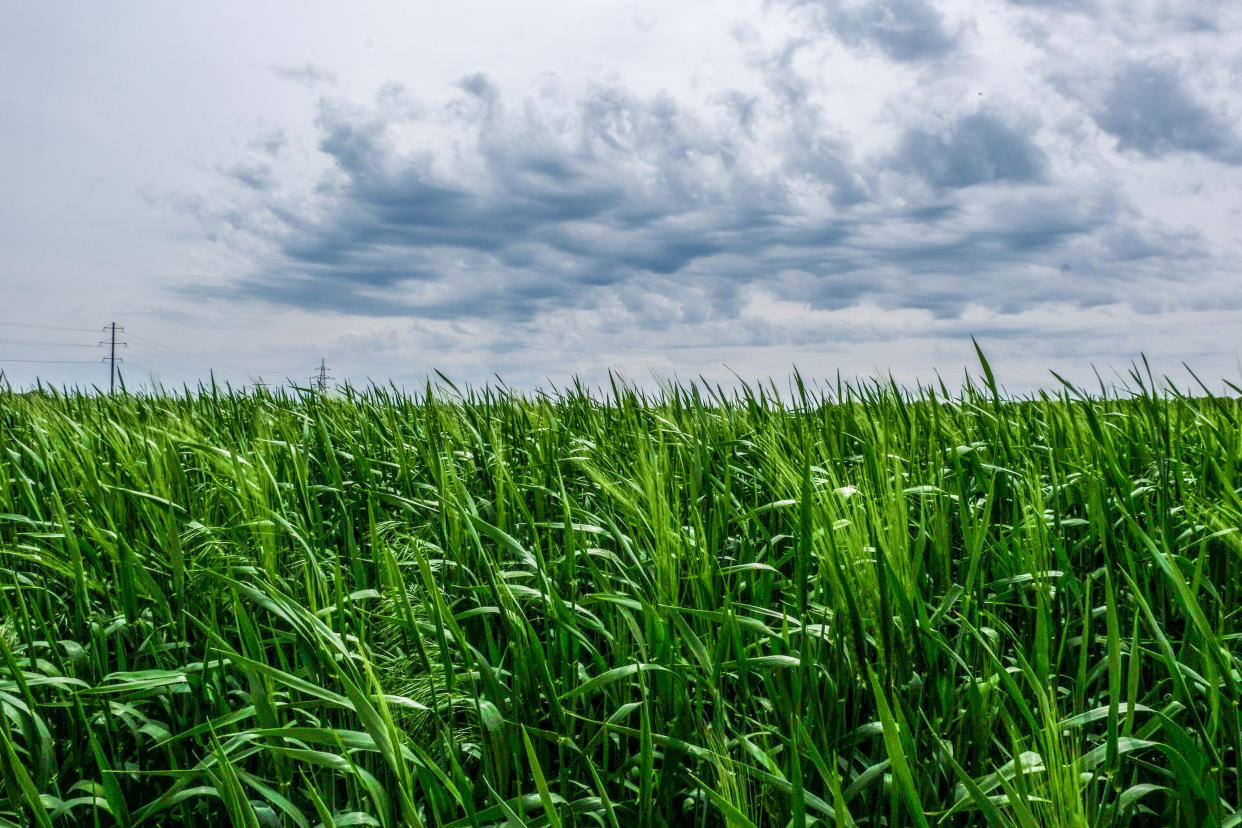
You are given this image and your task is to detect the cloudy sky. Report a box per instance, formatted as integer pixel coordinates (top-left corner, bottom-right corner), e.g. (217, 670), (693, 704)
(2, 0), (1240, 393)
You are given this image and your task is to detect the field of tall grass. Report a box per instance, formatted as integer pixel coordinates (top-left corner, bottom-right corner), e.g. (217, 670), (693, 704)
(2, 361), (1240, 826)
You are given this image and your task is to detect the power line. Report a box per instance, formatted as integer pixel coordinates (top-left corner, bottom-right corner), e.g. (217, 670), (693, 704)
(0, 320), (100, 333)
(99, 322), (126, 393)
(123, 334), (286, 384)
(0, 358), (100, 364)
(126, 333), (285, 376)
(1, 320), (289, 385)
(126, 334), (220, 362)
(121, 361), (198, 387)
(124, 347), (220, 374)
(127, 346), (279, 379)
(312, 358), (333, 392)
(0, 338), (98, 348)
(125, 361), (268, 390)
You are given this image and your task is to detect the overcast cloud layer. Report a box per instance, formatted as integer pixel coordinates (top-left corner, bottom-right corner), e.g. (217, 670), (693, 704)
(2, 0), (1240, 392)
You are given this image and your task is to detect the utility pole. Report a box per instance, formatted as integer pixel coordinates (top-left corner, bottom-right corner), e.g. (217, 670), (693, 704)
(311, 358), (332, 392)
(99, 322), (126, 392)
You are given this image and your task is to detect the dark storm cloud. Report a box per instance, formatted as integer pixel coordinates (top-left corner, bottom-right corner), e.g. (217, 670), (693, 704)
(782, 0), (959, 61)
(893, 111), (1047, 189)
(271, 63), (338, 88)
(1178, 13), (1219, 33)
(199, 70), (1203, 336)
(891, 194), (1116, 267)
(248, 129), (288, 157)
(1006, 0), (1226, 31)
(1004, 0), (1098, 11)
(227, 162), (274, 191)
(1093, 61), (1242, 163)
(243, 274), (418, 316)
(740, 36), (870, 205)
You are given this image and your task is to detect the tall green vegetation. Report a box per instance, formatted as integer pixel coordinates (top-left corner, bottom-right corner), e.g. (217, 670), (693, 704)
(1, 363), (1240, 826)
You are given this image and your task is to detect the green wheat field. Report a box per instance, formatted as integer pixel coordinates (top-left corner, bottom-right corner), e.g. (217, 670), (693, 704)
(2, 358), (1240, 827)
